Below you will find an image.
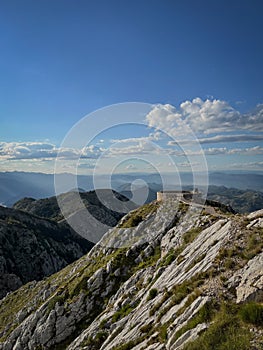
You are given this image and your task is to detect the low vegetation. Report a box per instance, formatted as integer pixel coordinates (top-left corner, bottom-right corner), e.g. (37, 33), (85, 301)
(183, 227), (203, 245)
(239, 302), (263, 327)
(147, 288), (158, 301)
(112, 304), (134, 323)
(118, 202), (159, 228)
(182, 302), (253, 350)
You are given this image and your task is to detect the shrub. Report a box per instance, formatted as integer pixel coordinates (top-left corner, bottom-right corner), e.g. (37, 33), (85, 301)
(140, 323), (152, 333)
(133, 245), (161, 273)
(147, 288), (158, 301)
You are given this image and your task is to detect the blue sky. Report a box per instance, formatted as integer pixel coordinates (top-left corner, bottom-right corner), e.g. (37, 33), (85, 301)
(0, 0), (263, 174)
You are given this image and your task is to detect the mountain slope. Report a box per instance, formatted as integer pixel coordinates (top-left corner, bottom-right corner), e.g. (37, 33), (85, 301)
(0, 206), (93, 299)
(0, 201), (262, 350)
(13, 189), (136, 244)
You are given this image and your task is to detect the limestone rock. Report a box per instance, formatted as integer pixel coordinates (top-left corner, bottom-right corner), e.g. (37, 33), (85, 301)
(229, 252), (263, 303)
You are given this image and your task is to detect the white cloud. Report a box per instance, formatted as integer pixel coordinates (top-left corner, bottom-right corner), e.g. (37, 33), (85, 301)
(182, 146), (263, 156)
(108, 140), (158, 156)
(168, 134), (263, 145)
(81, 145), (104, 159)
(227, 146), (263, 155)
(229, 161), (263, 169)
(180, 98), (241, 134)
(111, 132), (161, 144)
(0, 142), (104, 161)
(0, 142), (57, 160)
(146, 99), (263, 136)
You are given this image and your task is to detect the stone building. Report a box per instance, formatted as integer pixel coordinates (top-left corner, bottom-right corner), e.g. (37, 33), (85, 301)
(156, 189), (201, 202)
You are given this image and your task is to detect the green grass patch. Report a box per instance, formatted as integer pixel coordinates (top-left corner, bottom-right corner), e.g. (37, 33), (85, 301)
(153, 271), (209, 320)
(47, 293), (67, 313)
(82, 330), (108, 348)
(239, 302), (263, 326)
(183, 227), (203, 245)
(132, 245), (161, 273)
(158, 323), (168, 342)
(112, 303), (134, 323)
(182, 302), (251, 350)
(159, 249), (177, 267)
(118, 202), (159, 228)
(175, 301), (216, 341)
(0, 280), (47, 341)
(112, 336), (146, 350)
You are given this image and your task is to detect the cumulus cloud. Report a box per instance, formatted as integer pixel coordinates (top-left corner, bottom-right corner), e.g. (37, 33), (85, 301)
(180, 98), (241, 134)
(80, 145), (104, 159)
(0, 142), (104, 161)
(111, 132), (161, 144)
(0, 142), (57, 160)
(0, 140), (170, 161)
(146, 99), (263, 135)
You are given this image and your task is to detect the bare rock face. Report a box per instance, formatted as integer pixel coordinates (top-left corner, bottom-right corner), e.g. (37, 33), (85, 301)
(0, 201), (262, 350)
(171, 323), (208, 350)
(229, 252), (263, 303)
(247, 209), (263, 219)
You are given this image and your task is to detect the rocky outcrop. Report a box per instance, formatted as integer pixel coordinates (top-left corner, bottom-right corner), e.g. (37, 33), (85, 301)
(229, 252), (263, 303)
(0, 203), (262, 350)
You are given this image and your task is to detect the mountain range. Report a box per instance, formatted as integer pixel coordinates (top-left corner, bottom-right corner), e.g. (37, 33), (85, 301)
(1, 171), (262, 206)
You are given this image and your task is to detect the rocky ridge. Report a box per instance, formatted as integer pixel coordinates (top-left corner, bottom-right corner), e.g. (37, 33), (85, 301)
(13, 189), (134, 223)
(0, 200), (262, 350)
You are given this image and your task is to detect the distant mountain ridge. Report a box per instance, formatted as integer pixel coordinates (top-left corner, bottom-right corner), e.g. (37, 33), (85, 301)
(1, 171), (262, 206)
(207, 185), (263, 213)
(118, 183), (263, 214)
(13, 189), (134, 223)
